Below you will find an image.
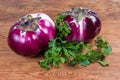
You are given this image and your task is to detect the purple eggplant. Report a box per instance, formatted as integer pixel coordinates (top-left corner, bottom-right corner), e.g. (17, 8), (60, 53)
(8, 13), (55, 57)
(62, 8), (101, 42)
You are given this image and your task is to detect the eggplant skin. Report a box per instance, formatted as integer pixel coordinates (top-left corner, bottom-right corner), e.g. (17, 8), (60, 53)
(62, 8), (101, 42)
(8, 13), (56, 57)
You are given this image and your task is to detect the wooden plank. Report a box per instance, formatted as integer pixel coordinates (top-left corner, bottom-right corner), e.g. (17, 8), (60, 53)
(0, 51), (120, 80)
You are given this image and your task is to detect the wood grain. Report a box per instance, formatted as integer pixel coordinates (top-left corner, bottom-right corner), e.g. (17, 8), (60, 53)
(0, 0), (120, 80)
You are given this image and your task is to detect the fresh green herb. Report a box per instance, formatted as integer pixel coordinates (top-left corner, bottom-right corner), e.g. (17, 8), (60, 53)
(97, 60), (110, 66)
(95, 36), (112, 57)
(55, 13), (71, 38)
(38, 13), (112, 69)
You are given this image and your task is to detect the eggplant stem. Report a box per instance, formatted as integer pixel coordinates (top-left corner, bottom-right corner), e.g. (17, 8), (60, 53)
(18, 14), (41, 32)
(62, 8), (90, 23)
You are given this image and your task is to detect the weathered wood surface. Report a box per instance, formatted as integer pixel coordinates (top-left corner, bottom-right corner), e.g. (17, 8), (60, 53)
(0, 0), (120, 80)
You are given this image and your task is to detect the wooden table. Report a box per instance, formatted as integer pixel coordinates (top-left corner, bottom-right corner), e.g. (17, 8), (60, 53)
(0, 0), (120, 80)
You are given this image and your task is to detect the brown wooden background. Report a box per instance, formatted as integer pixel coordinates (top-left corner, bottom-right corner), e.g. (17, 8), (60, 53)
(0, 0), (120, 80)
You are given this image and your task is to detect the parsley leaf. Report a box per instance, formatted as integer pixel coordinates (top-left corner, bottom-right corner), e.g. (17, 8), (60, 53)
(38, 13), (112, 69)
(97, 60), (110, 66)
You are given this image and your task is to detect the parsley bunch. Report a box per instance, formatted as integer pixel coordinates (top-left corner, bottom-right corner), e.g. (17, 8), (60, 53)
(38, 14), (112, 69)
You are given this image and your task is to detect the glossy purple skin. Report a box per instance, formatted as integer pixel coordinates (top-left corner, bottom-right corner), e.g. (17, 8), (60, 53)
(63, 8), (101, 42)
(8, 13), (55, 57)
